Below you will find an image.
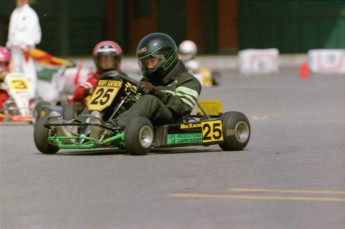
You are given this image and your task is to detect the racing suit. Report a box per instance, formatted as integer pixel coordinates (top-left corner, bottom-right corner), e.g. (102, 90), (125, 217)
(113, 60), (202, 127)
(72, 71), (101, 106)
(72, 70), (129, 112)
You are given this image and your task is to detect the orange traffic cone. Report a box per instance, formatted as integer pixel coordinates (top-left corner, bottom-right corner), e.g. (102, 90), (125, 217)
(299, 61), (309, 79)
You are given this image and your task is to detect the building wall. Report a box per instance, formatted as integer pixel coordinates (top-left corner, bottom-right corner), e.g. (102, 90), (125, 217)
(185, 0), (205, 50)
(1, 0), (343, 56)
(127, 0), (157, 53)
(238, 1), (345, 53)
(217, 0), (238, 53)
(0, 0), (107, 56)
(124, 0), (238, 54)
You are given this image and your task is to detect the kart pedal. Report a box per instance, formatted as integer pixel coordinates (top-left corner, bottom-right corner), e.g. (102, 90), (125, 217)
(87, 111), (105, 140)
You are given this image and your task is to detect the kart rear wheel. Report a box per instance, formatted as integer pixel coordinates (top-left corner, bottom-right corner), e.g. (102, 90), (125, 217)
(34, 116), (59, 154)
(219, 111), (250, 151)
(124, 117), (154, 155)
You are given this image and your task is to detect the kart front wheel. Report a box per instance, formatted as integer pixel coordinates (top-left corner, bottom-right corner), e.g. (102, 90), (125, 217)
(34, 116), (59, 154)
(33, 101), (51, 122)
(219, 111), (250, 151)
(124, 117), (154, 155)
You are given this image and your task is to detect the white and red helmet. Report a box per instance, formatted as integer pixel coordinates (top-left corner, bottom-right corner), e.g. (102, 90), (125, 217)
(93, 41), (122, 72)
(0, 46), (10, 72)
(178, 40), (197, 62)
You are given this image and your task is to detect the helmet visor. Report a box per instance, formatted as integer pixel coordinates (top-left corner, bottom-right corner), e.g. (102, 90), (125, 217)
(138, 53), (165, 75)
(0, 62), (9, 71)
(95, 53), (118, 71)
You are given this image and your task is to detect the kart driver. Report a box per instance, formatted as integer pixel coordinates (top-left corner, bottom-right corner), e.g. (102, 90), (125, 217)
(178, 40), (199, 74)
(179, 39), (220, 86)
(71, 40), (123, 114)
(47, 40), (124, 141)
(106, 32), (202, 129)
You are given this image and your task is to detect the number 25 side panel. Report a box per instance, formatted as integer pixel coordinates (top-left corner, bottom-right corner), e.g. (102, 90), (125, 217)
(153, 119), (224, 147)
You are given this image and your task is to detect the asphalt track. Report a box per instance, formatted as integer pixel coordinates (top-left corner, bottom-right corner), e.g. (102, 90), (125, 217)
(1, 67), (345, 229)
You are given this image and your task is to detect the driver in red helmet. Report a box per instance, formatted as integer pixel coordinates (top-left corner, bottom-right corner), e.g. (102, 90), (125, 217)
(71, 40), (123, 113)
(47, 41), (125, 140)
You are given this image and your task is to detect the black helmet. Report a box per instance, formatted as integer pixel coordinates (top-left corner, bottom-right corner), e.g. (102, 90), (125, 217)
(93, 41), (122, 73)
(136, 33), (178, 80)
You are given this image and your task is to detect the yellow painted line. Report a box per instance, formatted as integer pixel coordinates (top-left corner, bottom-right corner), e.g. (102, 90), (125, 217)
(229, 188), (345, 195)
(170, 193), (345, 202)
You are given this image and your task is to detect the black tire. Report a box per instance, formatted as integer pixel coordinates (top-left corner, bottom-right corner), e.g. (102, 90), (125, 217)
(62, 104), (76, 120)
(219, 111), (250, 151)
(33, 101), (51, 122)
(212, 71), (221, 86)
(124, 117), (154, 155)
(33, 116), (59, 154)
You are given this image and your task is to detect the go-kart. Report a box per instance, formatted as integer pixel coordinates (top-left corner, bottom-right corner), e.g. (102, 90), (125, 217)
(34, 70), (250, 155)
(193, 67), (221, 87)
(0, 72), (33, 123)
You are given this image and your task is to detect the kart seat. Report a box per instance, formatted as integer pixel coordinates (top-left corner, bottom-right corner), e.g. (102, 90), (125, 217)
(196, 100), (223, 118)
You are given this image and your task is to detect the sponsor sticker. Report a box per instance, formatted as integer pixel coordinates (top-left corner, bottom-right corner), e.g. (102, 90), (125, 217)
(88, 79), (122, 111)
(167, 133), (203, 144)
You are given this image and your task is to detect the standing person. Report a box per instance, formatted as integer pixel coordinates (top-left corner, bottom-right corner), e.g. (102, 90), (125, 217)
(71, 40), (124, 114)
(6, 0), (41, 100)
(106, 32), (202, 129)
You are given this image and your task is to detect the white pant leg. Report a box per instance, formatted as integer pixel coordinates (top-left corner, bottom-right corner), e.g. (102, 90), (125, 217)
(10, 47), (37, 99)
(22, 57), (37, 99)
(10, 47), (24, 72)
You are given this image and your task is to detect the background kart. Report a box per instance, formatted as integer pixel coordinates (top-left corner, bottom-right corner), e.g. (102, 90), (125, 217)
(193, 67), (221, 87)
(34, 71), (250, 155)
(0, 73), (33, 123)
